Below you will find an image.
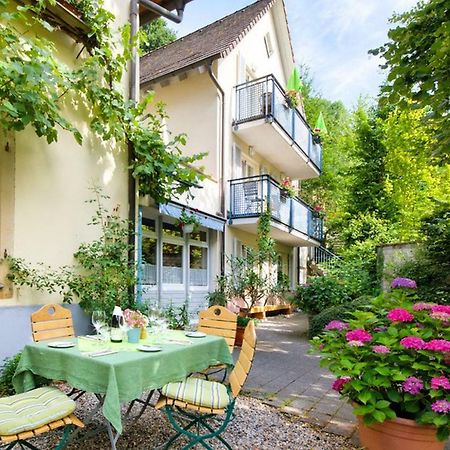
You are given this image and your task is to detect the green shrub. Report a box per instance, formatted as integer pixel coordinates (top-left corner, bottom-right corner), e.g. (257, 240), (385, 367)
(308, 296), (372, 339)
(0, 353), (22, 396)
(0, 353), (49, 396)
(294, 276), (350, 315)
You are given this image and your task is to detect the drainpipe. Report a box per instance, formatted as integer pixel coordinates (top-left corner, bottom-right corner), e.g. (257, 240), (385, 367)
(208, 62), (226, 276)
(128, 0), (188, 288)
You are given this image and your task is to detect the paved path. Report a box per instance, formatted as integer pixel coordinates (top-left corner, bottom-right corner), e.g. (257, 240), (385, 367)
(241, 312), (358, 443)
(242, 312), (450, 450)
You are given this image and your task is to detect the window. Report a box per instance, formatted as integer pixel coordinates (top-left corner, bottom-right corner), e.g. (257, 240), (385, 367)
(142, 221), (157, 285)
(264, 32), (274, 58)
(162, 221), (184, 285)
(189, 246), (208, 286)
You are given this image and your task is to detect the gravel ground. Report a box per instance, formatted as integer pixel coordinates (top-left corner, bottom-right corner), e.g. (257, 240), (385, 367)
(30, 389), (357, 449)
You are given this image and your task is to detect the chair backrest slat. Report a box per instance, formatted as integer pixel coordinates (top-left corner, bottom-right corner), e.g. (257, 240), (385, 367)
(198, 306), (237, 353)
(31, 304), (75, 342)
(229, 320), (256, 398)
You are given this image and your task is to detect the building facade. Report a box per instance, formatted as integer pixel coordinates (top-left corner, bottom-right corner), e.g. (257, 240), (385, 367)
(138, 0), (322, 312)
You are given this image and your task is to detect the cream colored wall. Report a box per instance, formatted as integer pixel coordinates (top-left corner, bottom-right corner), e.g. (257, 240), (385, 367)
(1, 2), (130, 306)
(144, 71), (221, 217)
(218, 9), (294, 187)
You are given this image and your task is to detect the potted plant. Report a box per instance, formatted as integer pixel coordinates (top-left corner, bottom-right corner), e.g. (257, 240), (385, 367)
(123, 309), (148, 343)
(235, 316), (256, 347)
(175, 209), (201, 234)
(280, 177), (296, 198)
(285, 89), (300, 109)
(311, 278), (450, 449)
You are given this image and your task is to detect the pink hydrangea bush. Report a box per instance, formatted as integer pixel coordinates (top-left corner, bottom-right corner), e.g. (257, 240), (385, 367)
(312, 282), (450, 441)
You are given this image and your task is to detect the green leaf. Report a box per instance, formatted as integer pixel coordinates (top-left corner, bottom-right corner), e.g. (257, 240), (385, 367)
(372, 410), (386, 423)
(358, 391), (372, 405)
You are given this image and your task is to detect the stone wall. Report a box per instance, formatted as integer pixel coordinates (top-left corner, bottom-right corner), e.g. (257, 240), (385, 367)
(378, 243), (418, 291)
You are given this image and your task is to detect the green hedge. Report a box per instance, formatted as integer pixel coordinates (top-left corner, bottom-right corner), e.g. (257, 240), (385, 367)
(308, 296), (372, 339)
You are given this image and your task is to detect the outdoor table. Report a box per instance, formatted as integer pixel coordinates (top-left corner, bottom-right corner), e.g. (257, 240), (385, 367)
(12, 330), (233, 447)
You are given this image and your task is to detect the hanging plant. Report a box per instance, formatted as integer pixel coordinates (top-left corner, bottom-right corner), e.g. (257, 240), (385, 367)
(175, 209), (201, 233)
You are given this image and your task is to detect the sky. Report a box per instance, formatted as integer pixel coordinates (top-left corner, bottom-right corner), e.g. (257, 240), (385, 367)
(168, 0), (419, 109)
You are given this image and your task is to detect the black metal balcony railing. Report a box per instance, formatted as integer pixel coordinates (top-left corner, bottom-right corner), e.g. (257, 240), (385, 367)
(234, 74), (322, 171)
(229, 175), (323, 242)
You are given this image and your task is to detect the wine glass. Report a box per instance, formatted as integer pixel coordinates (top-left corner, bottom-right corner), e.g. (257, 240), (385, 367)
(92, 310), (106, 337)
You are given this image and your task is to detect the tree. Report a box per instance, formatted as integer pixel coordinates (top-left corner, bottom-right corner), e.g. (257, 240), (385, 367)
(371, 0), (450, 163)
(140, 18), (176, 53)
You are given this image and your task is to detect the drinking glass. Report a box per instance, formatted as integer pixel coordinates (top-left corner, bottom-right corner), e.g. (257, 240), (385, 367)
(92, 310), (106, 336)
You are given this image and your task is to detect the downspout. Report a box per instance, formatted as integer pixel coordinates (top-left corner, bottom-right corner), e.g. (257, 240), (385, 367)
(129, 0), (187, 292)
(207, 62), (226, 276)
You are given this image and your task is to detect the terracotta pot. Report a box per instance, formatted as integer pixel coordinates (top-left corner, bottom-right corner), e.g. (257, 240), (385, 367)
(234, 326), (245, 347)
(357, 415), (444, 450)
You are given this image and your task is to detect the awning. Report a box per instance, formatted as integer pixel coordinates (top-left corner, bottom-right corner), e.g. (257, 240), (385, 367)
(159, 202), (225, 232)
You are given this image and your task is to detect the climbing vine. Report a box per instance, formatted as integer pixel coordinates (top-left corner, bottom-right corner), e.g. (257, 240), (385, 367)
(0, 0), (205, 203)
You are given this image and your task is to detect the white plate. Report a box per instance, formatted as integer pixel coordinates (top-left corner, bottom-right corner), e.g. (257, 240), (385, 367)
(185, 331), (206, 338)
(137, 345), (162, 352)
(47, 341), (75, 348)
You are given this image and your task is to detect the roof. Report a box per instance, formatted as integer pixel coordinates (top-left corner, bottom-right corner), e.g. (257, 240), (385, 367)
(140, 0), (276, 86)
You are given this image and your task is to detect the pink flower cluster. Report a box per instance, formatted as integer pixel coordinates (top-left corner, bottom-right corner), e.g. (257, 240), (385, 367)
(430, 305), (450, 323)
(325, 320), (348, 331)
(372, 345), (390, 354)
(345, 329), (372, 344)
(424, 339), (450, 353)
(332, 377), (351, 392)
(391, 277), (417, 289)
(402, 376), (423, 395)
(431, 400), (450, 414)
(431, 376), (450, 390)
(413, 302), (434, 311)
(400, 336), (450, 353)
(387, 308), (414, 322)
(400, 336), (426, 350)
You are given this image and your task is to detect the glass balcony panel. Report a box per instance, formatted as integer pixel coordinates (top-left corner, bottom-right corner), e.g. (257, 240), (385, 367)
(229, 175), (322, 241)
(234, 75), (322, 173)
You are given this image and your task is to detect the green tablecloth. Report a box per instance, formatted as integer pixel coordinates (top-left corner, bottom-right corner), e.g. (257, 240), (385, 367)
(13, 331), (233, 434)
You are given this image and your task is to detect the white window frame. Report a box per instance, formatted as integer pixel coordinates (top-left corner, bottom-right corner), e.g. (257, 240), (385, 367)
(264, 32), (274, 58)
(188, 230), (209, 291)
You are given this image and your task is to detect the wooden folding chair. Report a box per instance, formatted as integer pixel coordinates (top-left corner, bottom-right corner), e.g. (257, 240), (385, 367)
(30, 304), (83, 400)
(0, 386), (84, 450)
(31, 304), (75, 343)
(197, 306), (237, 381)
(155, 320), (257, 449)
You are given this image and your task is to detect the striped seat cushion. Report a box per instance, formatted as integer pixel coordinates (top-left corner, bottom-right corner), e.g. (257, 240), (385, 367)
(0, 387), (75, 436)
(161, 377), (230, 409)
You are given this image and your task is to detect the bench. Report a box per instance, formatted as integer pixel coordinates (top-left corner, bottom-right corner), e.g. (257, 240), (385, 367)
(243, 304), (294, 320)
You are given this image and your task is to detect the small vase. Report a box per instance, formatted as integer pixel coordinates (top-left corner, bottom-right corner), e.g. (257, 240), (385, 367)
(127, 328), (141, 344)
(140, 327), (148, 340)
(356, 415), (444, 450)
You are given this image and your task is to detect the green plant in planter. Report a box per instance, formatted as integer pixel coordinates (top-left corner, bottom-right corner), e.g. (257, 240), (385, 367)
(311, 279), (450, 441)
(237, 315), (253, 328)
(175, 209), (201, 232)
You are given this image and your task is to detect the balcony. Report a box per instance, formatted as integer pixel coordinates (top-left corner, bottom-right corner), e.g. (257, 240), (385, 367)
(233, 75), (322, 180)
(228, 175), (323, 246)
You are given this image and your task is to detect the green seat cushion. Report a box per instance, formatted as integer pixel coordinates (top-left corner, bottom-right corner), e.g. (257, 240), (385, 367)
(0, 387), (75, 436)
(161, 377), (230, 409)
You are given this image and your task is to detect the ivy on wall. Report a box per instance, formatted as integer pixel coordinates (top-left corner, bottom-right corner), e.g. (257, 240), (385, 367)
(0, 0), (205, 203)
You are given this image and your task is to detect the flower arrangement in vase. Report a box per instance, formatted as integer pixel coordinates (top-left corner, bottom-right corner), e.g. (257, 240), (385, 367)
(175, 209), (201, 234)
(312, 278), (450, 447)
(123, 309), (149, 343)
